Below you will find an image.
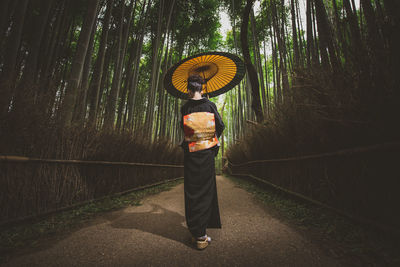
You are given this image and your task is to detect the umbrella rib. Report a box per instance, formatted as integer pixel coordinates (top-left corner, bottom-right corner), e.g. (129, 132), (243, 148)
(207, 76), (217, 92)
(211, 73), (229, 92)
(217, 69), (234, 84)
(208, 55), (215, 62)
(209, 54), (220, 62)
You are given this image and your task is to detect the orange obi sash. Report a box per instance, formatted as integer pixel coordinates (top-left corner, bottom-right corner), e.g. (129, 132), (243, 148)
(183, 112), (219, 152)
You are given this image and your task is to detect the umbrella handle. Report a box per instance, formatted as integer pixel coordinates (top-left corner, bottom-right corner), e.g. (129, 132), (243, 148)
(202, 71), (210, 99)
(204, 83), (210, 99)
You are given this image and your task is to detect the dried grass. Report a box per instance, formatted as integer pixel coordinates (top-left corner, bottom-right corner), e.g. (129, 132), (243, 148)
(226, 67), (400, 229)
(0, 114), (183, 223)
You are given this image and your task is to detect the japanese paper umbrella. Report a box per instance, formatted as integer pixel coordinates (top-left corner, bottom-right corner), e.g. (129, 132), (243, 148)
(163, 51), (245, 99)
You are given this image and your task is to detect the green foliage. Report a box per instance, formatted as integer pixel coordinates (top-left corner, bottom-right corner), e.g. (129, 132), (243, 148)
(168, 0), (222, 55)
(219, 0), (245, 21)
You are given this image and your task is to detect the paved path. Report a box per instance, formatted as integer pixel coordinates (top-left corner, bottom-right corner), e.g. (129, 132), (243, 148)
(3, 176), (347, 266)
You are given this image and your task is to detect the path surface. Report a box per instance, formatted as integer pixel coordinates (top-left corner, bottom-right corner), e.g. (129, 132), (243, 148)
(3, 176), (346, 266)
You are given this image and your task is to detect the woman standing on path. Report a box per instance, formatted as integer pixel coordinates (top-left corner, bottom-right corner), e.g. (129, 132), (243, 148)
(180, 74), (225, 250)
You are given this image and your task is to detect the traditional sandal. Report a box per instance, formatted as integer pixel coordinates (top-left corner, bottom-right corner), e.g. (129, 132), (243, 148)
(192, 235), (211, 250)
(191, 235), (211, 243)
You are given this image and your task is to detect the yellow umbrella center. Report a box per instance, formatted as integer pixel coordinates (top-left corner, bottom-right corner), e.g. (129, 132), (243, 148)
(189, 63), (218, 81)
(172, 54), (237, 95)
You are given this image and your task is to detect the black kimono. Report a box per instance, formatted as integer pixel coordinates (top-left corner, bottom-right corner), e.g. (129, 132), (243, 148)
(180, 97), (225, 237)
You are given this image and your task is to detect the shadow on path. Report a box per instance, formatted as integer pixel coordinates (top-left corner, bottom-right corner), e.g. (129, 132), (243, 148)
(110, 204), (194, 249)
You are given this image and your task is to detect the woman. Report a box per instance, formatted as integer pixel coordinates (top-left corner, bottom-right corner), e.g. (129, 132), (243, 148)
(180, 74), (225, 250)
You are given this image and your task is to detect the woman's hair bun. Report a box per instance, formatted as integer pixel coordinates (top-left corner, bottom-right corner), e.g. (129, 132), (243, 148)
(187, 75), (205, 92)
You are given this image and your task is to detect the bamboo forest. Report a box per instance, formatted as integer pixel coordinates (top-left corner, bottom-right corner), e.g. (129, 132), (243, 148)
(1, 0), (399, 265)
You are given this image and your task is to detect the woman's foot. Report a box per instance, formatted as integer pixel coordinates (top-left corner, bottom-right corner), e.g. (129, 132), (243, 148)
(192, 234), (211, 250)
(191, 235), (211, 243)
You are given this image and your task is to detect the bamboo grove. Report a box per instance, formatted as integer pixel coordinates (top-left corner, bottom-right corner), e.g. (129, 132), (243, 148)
(0, 0), (398, 165)
(0, 0), (224, 145)
(222, 0), (399, 160)
(0, 0), (399, 227)
(224, 0), (400, 231)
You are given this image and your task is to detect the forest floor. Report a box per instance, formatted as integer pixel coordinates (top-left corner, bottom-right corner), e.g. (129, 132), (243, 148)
(1, 175), (397, 266)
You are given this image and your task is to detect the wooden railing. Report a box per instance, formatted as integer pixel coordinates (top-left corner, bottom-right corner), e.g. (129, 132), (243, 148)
(226, 142), (400, 235)
(0, 156), (184, 227)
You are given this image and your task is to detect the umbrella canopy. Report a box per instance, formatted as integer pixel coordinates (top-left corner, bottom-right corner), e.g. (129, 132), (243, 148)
(163, 51), (245, 99)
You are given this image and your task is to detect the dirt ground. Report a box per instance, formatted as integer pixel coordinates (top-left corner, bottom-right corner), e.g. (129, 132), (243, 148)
(2, 176), (359, 266)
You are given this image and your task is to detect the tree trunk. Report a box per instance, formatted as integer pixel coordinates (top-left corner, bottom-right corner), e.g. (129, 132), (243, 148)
(361, 0), (381, 53)
(306, 0), (314, 68)
(290, 0), (300, 69)
(103, 0), (126, 131)
(250, 10), (266, 111)
(59, 0), (100, 127)
(263, 40), (270, 116)
(119, 39), (138, 131)
(87, 0), (113, 127)
(295, 0), (305, 66)
(160, 34), (173, 137)
(240, 0), (263, 123)
(144, 0), (165, 138)
(12, 0), (52, 115)
(343, 0), (363, 63)
(40, 3), (72, 115)
(38, 0), (68, 94)
(314, 0), (339, 71)
(0, 0), (12, 39)
(278, 0), (290, 100)
(97, 42), (114, 128)
(270, 26), (280, 105)
(74, 13), (99, 124)
(126, 0), (151, 130)
(0, 0), (29, 116)
(116, 0), (138, 131)
(155, 32), (171, 138)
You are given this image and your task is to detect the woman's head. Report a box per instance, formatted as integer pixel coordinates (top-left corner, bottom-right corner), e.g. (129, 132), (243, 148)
(187, 75), (205, 94)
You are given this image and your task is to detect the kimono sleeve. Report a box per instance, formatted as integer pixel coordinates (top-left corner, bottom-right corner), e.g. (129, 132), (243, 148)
(179, 105), (187, 151)
(180, 106), (184, 130)
(210, 102), (225, 138)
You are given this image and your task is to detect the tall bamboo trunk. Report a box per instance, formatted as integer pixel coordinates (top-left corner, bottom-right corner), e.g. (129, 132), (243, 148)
(0, 0), (29, 116)
(74, 15), (99, 124)
(343, 0), (363, 65)
(126, 0), (150, 131)
(59, 0), (100, 127)
(250, 10), (266, 111)
(263, 41), (270, 116)
(12, 0), (52, 116)
(144, 0), (165, 138)
(306, 0), (314, 68)
(241, 0), (263, 123)
(290, 0), (300, 69)
(119, 39), (138, 131)
(116, 0), (138, 131)
(160, 34), (173, 137)
(87, 0), (113, 127)
(314, 0), (339, 72)
(103, 0), (126, 131)
(0, 0), (12, 39)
